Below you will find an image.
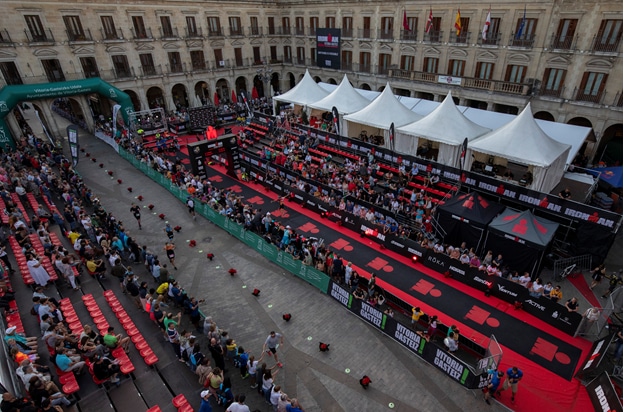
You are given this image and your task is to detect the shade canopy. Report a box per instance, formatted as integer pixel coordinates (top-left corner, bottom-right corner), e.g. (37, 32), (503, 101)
(309, 75), (371, 115)
(273, 69), (329, 107)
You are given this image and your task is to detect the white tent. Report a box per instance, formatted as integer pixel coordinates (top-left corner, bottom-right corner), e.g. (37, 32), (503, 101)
(309, 75), (371, 135)
(465, 103), (571, 192)
(343, 83), (423, 150)
(272, 69), (330, 110)
(397, 92), (491, 165)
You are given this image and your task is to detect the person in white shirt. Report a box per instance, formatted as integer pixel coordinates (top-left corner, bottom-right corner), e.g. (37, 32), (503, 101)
(518, 272), (532, 288)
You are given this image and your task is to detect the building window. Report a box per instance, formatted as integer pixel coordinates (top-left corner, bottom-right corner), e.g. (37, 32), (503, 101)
(379, 53), (392, 74)
(160, 16), (174, 38)
(281, 17), (290, 35)
(380, 17), (393, 39)
(250, 16), (260, 36)
(229, 17), (242, 36)
(552, 19), (578, 49)
(475, 62), (493, 80)
(342, 17), (353, 37)
(207, 17), (221, 37)
(423, 57), (439, 73)
(234, 48), (243, 66)
(425, 17), (442, 43)
(362, 16), (371, 38)
(342, 50), (353, 70)
(214, 49), (224, 67)
(190, 50), (206, 70)
(310, 16), (319, 36)
(101, 16), (117, 40)
(448, 59), (465, 77)
(41, 59), (65, 82)
(270, 46), (278, 62)
(186, 17), (199, 37)
(253, 47), (261, 64)
(359, 52), (371, 72)
(139, 53), (156, 75)
(593, 20), (622, 52)
(297, 47), (306, 64)
(283, 46), (292, 63)
(577, 72), (607, 103)
(111, 55), (131, 77)
(400, 55), (414, 71)
(482, 17), (500, 45)
(132, 16), (148, 39)
(310, 48), (316, 63)
(295, 17), (304, 35)
(168, 52), (182, 72)
(63, 16), (86, 41)
(79, 57), (99, 78)
(24, 15), (47, 41)
(541, 67), (566, 97)
(512, 17), (536, 47)
(401, 17), (418, 40)
(505, 65), (526, 83)
(267, 17), (275, 35)
(326, 17), (335, 28)
(453, 17), (470, 43)
(0, 62), (23, 85)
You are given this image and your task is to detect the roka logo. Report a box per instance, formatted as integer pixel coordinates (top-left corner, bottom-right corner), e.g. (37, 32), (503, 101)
(428, 256), (445, 267)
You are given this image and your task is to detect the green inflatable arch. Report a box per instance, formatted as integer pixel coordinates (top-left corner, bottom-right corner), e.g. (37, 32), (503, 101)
(0, 78), (134, 149)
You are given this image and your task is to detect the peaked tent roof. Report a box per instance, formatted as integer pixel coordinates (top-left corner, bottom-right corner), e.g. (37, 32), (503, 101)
(438, 191), (504, 226)
(467, 103), (571, 167)
(309, 75), (371, 114)
(343, 83), (423, 129)
(398, 91), (490, 145)
(488, 208), (559, 248)
(273, 69), (330, 106)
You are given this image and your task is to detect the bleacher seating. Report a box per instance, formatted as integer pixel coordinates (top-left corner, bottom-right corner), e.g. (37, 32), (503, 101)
(10, 193), (30, 225)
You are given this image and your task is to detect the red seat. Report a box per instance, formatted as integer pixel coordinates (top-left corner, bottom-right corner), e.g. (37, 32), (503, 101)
(178, 405), (193, 412)
(57, 372), (75, 384)
(172, 394), (187, 408)
(103, 290), (115, 297)
(143, 353), (159, 366)
(119, 361), (135, 374)
(146, 406), (161, 412)
(134, 340), (150, 351)
(62, 380), (80, 395)
(131, 335), (146, 344)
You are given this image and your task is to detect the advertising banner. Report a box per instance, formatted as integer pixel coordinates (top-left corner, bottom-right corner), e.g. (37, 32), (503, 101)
(316, 28), (341, 69)
(66, 125), (79, 167)
(585, 372), (623, 412)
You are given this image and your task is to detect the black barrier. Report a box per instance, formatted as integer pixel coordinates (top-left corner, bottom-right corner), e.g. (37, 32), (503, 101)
(585, 372), (623, 412)
(217, 111), (247, 123)
(576, 334), (616, 379)
(168, 122), (187, 134)
(243, 153), (584, 335)
(326, 282), (483, 389)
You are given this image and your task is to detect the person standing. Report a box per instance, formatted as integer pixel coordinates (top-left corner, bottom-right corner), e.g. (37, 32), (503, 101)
(483, 370), (504, 405)
(601, 271), (621, 299)
(226, 394), (250, 412)
(262, 331), (284, 368)
(130, 203), (142, 230)
(199, 390), (213, 412)
(496, 366), (523, 403)
(578, 307), (601, 335)
(590, 264), (606, 289)
(164, 242), (177, 270)
(187, 196), (196, 219)
(26, 254), (51, 287)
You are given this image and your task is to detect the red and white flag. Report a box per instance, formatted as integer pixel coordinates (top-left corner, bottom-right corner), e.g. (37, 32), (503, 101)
(425, 8), (433, 33)
(482, 10), (491, 40)
(403, 10), (410, 31)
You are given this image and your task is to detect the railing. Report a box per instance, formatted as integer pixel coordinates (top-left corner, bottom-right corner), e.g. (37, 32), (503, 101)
(295, 57), (307, 66)
(213, 59), (230, 70)
(67, 29), (93, 42)
(378, 29), (394, 40)
(268, 26), (291, 36)
(139, 65), (162, 76)
(448, 30), (471, 45)
(24, 28), (55, 43)
(589, 34), (622, 53)
(294, 27), (305, 36)
(0, 29), (14, 46)
(132, 27), (153, 40)
(478, 32), (501, 46)
(508, 33), (535, 48)
(207, 27), (224, 38)
(549, 34), (578, 51)
(538, 85), (564, 98)
(399, 30), (418, 41)
(465, 78), (492, 90)
(423, 31), (443, 44)
(357, 28), (372, 39)
(167, 63), (184, 74)
(341, 61), (353, 71)
(190, 60), (210, 72)
(229, 27), (244, 37)
(341, 28), (353, 38)
(358, 64), (372, 74)
(101, 28), (124, 41)
(249, 26), (262, 36)
(185, 27), (203, 39)
(377, 65), (390, 75)
(308, 27), (317, 36)
(159, 26), (179, 40)
(573, 88), (605, 104)
(612, 91), (622, 107)
(234, 58), (245, 67)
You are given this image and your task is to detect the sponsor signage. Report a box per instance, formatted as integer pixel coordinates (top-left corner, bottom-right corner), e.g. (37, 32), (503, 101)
(427, 348), (471, 385)
(316, 28), (341, 69)
(438, 75), (463, 86)
(393, 322), (424, 353)
(329, 282), (352, 308)
(358, 300), (387, 329)
(578, 334), (616, 376)
(585, 372), (623, 412)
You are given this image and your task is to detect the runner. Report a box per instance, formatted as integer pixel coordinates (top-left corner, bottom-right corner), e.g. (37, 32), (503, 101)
(261, 331), (284, 368)
(130, 203), (142, 230)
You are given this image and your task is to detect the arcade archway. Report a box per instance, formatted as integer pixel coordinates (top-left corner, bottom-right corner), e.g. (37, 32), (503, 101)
(171, 83), (189, 109)
(534, 111), (555, 122)
(146, 87), (165, 109)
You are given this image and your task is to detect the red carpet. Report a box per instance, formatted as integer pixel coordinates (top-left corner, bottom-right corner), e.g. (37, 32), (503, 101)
(567, 272), (602, 308)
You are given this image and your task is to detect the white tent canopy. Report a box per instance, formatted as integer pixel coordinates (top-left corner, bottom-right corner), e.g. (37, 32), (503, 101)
(343, 83), (423, 150)
(465, 103), (571, 192)
(272, 69), (329, 108)
(397, 91), (491, 165)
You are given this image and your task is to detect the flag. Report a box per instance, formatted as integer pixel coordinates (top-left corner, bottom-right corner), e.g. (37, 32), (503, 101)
(241, 92), (252, 117)
(403, 10), (410, 31)
(454, 9), (462, 36)
(425, 8), (433, 33)
(389, 122), (395, 151)
(459, 137), (468, 171)
(515, 7), (527, 40)
(482, 10), (491, 41)
(331, 106), (340, 135)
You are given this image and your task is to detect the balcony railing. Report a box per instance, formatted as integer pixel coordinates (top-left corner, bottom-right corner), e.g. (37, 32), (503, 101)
(159, 27), (179, 40)
(508, 33), (535, 48)
(399, 30), (418, 41)
(589, 34), (622, 53)
(185, 27), (203, 39)
(67, 29), (93, 42)
(538, 85), (564, 98)
(357, 28), (372, 39)
(229, 27), (244, 37)
(25, 28), (55, 44)
(378, 65), (391, 75)
(101, 28), (124, 41)
(449, 30), (471, 45)
(249, 26), (262, 37)
(423, 31), (443, 44)
(139, 65), (161, 76)
(167, 63), (184, 74)
(549, 34), (578, 51)
(0, 29), (14, 46)
(358, 64), (373, 74)
(190, 60), (209, 72)
(378, 29), (394, 41)
(341, 61), (352, 71)
(268, 26), (291, 36)
(389, 68), (531, 96)
(207, 27), (224, 38)
(308, 27), (317, 36)
(132, 27), (153, 40)
(478, 32), (501, 46)
(295, 57), (307, 66)
(294, 27), (305, 36)
(612, 91), (622, 107)
(341, 28), (353, 38)
(573, 88), (605, 104)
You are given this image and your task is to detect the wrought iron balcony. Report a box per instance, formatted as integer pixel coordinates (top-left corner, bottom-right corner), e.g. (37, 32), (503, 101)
(101, 28), (124, 41)
(573, 88), (605, 104)
(423, 31), (443, 44)
(589, 34), (621, 53)
(341, 28), (353, 38)
(67, 29), (93, 43)
(549, 34), (578, 51)
(229, 27), (244, 37)
(185, 27), (203, 39)
(477, 32), (501, 46)
(378, 29), (394, 41)
(448, 30), (471, 45)
(357, 28), (372, 39)
(159, 26), (179, 40)
(132, 27), (153, 40)
(207, 27), (224, 38)
(249, 26), (262, 37)
(399, 29), (418, 42)
(508, 33), (535, 48)
(25, 28), (55, 44)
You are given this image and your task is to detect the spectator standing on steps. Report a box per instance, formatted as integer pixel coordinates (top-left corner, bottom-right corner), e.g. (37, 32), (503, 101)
(262, 331), (284, 368)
